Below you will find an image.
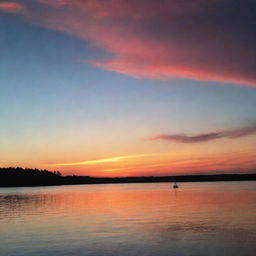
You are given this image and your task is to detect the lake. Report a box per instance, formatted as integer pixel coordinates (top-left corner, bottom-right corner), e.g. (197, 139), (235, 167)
(0, 182), (256, 256)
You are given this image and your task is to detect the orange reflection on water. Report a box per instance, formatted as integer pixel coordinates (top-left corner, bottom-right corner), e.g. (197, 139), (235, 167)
(1, 182), (256, 256)
(1, 183), (256, 237)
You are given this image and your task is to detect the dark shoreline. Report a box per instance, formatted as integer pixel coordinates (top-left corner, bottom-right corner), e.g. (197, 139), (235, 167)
(61, 173), (256, 186)
(1, 167), (256, 187)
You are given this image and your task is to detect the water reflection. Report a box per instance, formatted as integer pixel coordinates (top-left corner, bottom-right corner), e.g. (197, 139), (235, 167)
(0, 182), (256, 256)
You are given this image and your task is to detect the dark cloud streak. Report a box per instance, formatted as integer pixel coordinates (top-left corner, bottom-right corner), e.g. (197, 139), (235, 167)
(147, 125), (256, 144)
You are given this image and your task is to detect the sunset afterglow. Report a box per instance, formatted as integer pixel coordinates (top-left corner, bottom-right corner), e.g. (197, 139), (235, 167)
(0, 0), (256, 177)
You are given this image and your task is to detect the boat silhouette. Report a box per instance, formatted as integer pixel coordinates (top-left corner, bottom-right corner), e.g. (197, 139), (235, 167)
(173, 182), (179, 189)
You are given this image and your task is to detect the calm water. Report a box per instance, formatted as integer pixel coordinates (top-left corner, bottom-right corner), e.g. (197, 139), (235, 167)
(0, 182), (256, 256)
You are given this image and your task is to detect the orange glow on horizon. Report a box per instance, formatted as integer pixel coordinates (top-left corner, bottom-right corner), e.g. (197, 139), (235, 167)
(45, 149), (256, 177)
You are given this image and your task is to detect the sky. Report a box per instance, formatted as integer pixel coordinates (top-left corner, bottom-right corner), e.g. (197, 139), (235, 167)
(0, 0), (256, 177)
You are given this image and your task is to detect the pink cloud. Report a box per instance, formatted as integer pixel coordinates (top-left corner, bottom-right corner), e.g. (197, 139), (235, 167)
(14, 0), (256, 85)
(0, 2), (25, 13)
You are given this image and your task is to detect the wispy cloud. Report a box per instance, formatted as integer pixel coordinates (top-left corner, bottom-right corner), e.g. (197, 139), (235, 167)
(3, 0), (256, 85)
(0, 2), (25, 13)
(50, 152), (169, 166)
(146, 125), (256, 144)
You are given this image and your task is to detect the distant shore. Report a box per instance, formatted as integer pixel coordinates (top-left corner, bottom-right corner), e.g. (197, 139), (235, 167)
(61, 173), (256, 186)
(0, 167), (256, 187)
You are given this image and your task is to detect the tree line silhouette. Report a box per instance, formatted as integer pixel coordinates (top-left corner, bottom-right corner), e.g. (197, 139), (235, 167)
(0, 167), (62, 187)
(0, 167), (256, 187)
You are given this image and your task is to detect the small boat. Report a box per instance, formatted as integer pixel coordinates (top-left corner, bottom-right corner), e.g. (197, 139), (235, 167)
(173, 182), (179, 189)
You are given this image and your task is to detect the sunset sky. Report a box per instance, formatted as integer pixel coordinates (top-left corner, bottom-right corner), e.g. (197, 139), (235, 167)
(1, 0), (256, 177)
